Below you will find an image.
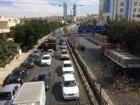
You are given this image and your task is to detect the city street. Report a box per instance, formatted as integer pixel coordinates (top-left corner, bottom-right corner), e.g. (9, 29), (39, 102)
(24, 48), (89, 105)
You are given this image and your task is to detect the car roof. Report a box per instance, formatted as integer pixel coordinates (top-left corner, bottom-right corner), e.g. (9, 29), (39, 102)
(42, 54), (51, 57)
(1, 84), (20, 92)
(62, 49), (67, 52)
(63, 74), (75, 81)
(63, 60), (72, 64)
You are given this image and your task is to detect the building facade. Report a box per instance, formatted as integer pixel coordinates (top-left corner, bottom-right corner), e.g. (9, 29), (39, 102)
(63, 3), (67, 19)
(99, 0), (140, 24)
(0, 16), (20, 34)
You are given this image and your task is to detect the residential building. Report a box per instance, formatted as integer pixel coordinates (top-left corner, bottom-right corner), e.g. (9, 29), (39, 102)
(0, 16), (20, 37)
(99, 0), (140, 24)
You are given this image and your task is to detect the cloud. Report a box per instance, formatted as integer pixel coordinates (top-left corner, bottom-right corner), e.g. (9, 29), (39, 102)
(0, 0), (99, 17)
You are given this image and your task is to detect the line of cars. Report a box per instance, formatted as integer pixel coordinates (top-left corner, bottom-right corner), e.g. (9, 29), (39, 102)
(59, 37), (80, 100)
(0, 37), (56, 105)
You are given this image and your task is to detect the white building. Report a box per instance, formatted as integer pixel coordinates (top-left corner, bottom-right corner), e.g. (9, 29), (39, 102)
(0, 16), (20, 34)
(99, 0), (140, 24)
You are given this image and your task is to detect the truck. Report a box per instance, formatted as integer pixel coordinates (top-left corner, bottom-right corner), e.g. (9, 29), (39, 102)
(102, 43), (140, 69)
(12, 81), (46, 105)
(47, 38), (57, 51)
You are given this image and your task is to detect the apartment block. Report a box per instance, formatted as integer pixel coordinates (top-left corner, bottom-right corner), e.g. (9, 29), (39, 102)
(99, 0), (140, 24)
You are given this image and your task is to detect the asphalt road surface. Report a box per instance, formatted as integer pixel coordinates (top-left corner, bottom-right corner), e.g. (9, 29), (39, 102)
(24, 48), (89, 105)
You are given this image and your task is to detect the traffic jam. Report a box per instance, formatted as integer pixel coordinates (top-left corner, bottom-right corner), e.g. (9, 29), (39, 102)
(0, 29), (88, 105)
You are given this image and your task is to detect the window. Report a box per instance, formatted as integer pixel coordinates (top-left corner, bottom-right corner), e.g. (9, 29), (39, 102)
(120, 2), (124, 6)
(120, 8), (124, 13)
(139, 8), (140, 12)
(133, 8), (137, 12)
(133, 14), (136, 17)
(134, 2), (137, 6)
(14, 86), (18, 91)
(12, 90), (16, 96)
(137, 14), (140, 17)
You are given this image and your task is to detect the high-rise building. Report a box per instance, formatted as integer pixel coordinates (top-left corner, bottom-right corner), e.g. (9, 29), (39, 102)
(63, 3), (67, 18)
(73, 4), (77, 17)
(99, 0), (140, 24)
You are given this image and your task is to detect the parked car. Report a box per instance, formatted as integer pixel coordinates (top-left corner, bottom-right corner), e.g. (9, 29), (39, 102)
(0, 83), (21, 105)
(62, 60), (74, 74)
(62, 74), (79, 99)
(47, 49), (54, 57)
(38, 73), (51, 90)
(40, 54), (52, 66)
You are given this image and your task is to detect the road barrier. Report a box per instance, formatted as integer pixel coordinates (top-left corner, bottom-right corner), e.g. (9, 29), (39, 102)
(66, 37), (114, 105)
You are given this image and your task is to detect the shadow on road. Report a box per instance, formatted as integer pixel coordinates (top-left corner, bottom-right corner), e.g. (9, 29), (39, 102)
(55, 66), (62, 76)
(54, 55), (61, 61)
(52, 81), (63, 102)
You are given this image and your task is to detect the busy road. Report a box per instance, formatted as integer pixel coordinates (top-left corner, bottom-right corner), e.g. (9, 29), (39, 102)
(23, 45), (89, 105)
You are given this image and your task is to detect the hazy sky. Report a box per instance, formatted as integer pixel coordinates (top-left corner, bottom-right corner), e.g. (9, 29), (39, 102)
(0, 0), (99, 17)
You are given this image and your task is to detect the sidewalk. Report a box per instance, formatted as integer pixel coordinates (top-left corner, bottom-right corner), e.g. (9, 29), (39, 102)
(0, 35), (49, 85)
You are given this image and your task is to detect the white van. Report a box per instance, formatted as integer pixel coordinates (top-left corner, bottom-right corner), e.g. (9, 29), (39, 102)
(12, 81), (46, 105)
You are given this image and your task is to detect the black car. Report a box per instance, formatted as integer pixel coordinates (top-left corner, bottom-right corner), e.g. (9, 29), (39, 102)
(38, 43), (48, 51)
(25, 57), (35, 68)
(28, 54), (40, 63)
(38, 73), (51, 90)
(5, 76), (23, 85)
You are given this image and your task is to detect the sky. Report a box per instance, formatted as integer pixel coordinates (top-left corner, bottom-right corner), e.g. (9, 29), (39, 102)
(0, 0), (99, 17)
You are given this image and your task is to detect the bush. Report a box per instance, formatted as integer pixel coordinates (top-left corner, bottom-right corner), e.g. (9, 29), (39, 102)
(11, 19), (65, 51)
(105, 19), (140, 56)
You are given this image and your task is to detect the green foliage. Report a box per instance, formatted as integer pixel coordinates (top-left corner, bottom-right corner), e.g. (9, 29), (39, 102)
(11, 19), (65, 50)
(105, 19), (140, 56)
(0, 40), (18, 67)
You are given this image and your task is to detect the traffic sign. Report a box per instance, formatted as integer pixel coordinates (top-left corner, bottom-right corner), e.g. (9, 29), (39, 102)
(92, 26), (105, 32)
(78, 25), (105, 33)
(78, 25), (93, 33)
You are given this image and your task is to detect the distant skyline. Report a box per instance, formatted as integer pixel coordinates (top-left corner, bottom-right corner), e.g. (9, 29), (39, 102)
(0, 0), (99, 17)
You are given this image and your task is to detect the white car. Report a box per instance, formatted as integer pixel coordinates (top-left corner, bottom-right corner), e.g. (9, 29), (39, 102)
(62, 60), (74, 74)
(61, 43), (67, 49)
(62, 74), (79, 99)
(47, 49), (54, 57)
(61, 50), (70, 60)
(0, 84), (21, 105)
(40, 54), (52, 65)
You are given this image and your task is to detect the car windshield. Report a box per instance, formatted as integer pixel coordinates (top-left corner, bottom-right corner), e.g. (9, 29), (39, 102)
(33, 51), (39, 53)
(64, 80), (76, 87)
(0, 92), (12, 100)
(38, 75), (49, 81)
(48, 51), (52, 53)
(43, 56), (50, 60)
(62, 52), (67, 54)
(27, 58), (33, 63)
(12, 70), (21, 76)
(64, 64), (72, 67)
